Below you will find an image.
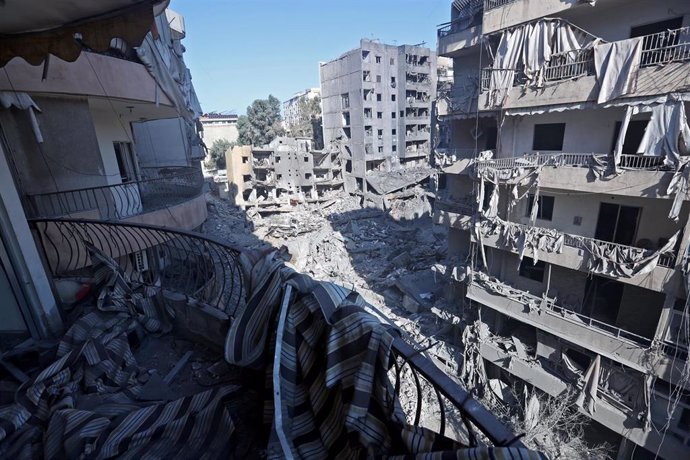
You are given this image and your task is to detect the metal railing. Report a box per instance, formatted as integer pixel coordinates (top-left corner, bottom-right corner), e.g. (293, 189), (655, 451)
(562, 234), (677, 269)
(27, 166), (204, 220)
(543, 48), (595, 82)
(484, 0), (518, 11)
(472, 273), (653, 347)
(475, 152), (667, 172)
(640, 26), (690, 67)
(30, 219), (244, 314)
(29, 217), (526, 450)
(437, 0), (483, 38)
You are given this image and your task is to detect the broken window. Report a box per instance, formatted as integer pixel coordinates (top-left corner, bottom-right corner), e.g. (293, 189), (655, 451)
(526, 194), (554, 221)
(610, 120), (649, 155)
(276, 156), (281, 163)
(377, 112), (383, 119)
(392, 145), (397, 152)
(518, 257), (545, 282)
(305, 173), (312, 179)
(243, 174), (251, 182)
(375, 55), (381, 63)
(392, 129), (397, 135)
(594, 203), (640, 246)
(361, 50), (370, 61)
(242, 157), (248, 164)
(113, 142), (137, 183)
(345, 160), (352, 173)
(378, 146), (383, 153)
(532, 123), (565, 151)
(363, 71), (371, 82)
(376, 93), (382, 101)
(277, 174), (282, 180)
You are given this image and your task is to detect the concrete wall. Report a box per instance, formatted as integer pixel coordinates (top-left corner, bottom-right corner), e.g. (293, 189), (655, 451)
(0, 96), (109, 196)
(226, 145), (252, 206)
(89, 103), (137, 186)
(201, 122), (238, 147)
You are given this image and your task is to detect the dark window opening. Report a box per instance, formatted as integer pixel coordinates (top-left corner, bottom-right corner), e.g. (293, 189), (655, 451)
(376, 75), (382, 83)
(375, 55), (381, 63)
(485, 126), (498, 150)
(582, 275), (623, 326)
(526, 194), (555, 221)
(345, 160), (352, 173)
(595, 203), (640, 246)
(376, 93), (382, 101)
(518, 257), (545, 282)
(377, 112), (383, 119)
(610, 120), (649, 155)
(533, 123), (565, 151)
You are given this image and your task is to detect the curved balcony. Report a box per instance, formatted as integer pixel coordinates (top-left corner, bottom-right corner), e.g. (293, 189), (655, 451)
(26, 166), (206, 230)
(28, 218), (528, 452)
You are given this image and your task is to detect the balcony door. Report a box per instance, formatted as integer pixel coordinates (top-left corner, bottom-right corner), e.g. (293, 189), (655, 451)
(111, 142), (142, 218)
(594, 202), (640, 246)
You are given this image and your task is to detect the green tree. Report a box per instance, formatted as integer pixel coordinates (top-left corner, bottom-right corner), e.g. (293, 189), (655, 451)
(236, 95), (285, 146)
(205, 138), (233, 169)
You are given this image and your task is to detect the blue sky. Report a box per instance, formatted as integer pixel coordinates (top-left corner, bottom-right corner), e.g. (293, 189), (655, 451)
(172, 0), (450, 115)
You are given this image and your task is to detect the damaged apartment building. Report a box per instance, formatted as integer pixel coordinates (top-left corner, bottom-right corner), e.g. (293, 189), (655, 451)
(225, 137), (344, 208)
(435, 0), (690, 458)
(320, 39), (438, 206)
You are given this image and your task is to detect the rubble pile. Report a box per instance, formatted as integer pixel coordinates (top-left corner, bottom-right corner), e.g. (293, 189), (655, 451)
(205, 192), (465, 373)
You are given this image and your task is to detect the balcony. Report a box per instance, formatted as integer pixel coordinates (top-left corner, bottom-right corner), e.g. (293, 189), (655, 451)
(477, 217), (676, 292)
(482, 0), (583, 35)
(474, 152), (678, 198)
(24, 218), (532, 456)
(26, 166), (206, 230)
(467, 272), (657, 372)
(479, 26), (690, 111)
(433, 199), (474, 230)
(437, 0), (483, 57)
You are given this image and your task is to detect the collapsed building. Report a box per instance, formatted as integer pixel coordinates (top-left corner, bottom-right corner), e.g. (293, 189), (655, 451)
(225, 137), (345, 208)
(435, 0), (690, 458)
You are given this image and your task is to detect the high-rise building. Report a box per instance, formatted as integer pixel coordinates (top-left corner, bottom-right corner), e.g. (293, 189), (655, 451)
(320, 39), (437, 194)
(282, 88), (321, 132)
(435, 0), (690, 458)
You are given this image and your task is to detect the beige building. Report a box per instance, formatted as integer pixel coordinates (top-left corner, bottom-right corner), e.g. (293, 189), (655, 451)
(200, 112), (239, 148)
(226, 137), (344, 208)
(0, 2), (205, 340)
(435, 0), (690, 458)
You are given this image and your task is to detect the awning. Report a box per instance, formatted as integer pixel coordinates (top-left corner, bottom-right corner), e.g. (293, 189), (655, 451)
(0, 1), (164, 67)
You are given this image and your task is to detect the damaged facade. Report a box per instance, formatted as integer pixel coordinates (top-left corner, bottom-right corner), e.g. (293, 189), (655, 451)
(225, 137), (345, 208)
(320, 39), (438, 196)
(436, 0), (690, 458)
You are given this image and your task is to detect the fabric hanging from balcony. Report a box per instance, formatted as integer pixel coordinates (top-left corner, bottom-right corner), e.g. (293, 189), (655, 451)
(637, 98), (690, 169)
(0, 91), (43, 143)
(225, 251), (546, 458)
(594, 37), (643, 104)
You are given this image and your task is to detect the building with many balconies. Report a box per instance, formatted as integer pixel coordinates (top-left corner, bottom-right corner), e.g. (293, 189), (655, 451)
(320, 39), (437, 195)
(435, 0), (690, 458)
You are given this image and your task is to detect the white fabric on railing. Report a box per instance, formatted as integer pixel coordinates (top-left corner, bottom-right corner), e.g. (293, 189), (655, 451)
(612, 105), (634, 172)
(594, 37), (643, 103)
(0, 91), (43, 143)
(637, 98), (690, 169)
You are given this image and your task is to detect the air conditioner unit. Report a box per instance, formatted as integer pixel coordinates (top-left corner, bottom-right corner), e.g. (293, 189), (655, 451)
(133, 251), (149, 272)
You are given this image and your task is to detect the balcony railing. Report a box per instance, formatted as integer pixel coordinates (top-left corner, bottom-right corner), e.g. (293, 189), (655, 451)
(437, 0), (483, 38)
(471, 272), (653, 347)
(562, 233), (677, 269)
(543, 48), (595, 82)
(29, 218), (527, 451)
(475, 152), (666, 172)
(27, 166), (204, 220)
(484, 0), (518, 11)
(640, 26), (690, 67)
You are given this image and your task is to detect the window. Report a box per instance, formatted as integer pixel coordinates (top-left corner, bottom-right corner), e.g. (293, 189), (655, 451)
(113, 142), (137, 183)
(526, 194), (555, 221)
(242, 157), (248, 164)
(378, 146), (383, 153)
(376, 93), (382, 101)
(392, 145), (397, 152)
(392, 129), (396, 135)
(276, 156), (281, 163)
(400, 110), (404, 118)
(376, 75), (382, 83)
(305, 173), (312, 179)
(377, 129), (383, 136)
(519, 257), (546, 282)
(390, 57), (395, 65)
(345, 160), (352, 173)
(341, 93), (350, 109)
(532, 123), (565, 151)
(391, 112), (396, 119)
(243, 174), (251, 182)
(377, 112), (383, 119)
(304, 157), (309, 162)
(391, 94), (396, 102)
(391, 77), (396, 83)
(375, 55), (381, 63)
